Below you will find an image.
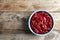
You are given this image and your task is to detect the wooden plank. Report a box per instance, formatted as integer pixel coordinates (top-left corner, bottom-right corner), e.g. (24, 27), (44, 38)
(0, 0), (60, 11)
(0, 11), (60, 33)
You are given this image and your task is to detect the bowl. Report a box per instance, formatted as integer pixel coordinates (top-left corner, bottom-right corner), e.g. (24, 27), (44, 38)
(28, 10), (54, 36)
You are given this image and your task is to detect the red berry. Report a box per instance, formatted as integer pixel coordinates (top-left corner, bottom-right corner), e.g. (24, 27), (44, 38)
(30, 11), (53, 34)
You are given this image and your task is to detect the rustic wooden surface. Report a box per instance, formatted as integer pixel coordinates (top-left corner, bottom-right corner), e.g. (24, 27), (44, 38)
(0, 0), (60, 40)
(0, 0), (60, 11)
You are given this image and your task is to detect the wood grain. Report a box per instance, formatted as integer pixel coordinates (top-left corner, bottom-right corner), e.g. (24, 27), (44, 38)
(0, 11), (59, 34)
(0, 0), (60, 40)
(0, 0), (60, 11)
(0, 0), (60, 34)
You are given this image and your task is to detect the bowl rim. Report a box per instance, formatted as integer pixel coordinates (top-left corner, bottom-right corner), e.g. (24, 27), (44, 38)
(28, 10), (54, 36)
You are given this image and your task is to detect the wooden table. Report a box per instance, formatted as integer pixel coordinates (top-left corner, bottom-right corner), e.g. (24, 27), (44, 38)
(0, 0), (60, 40)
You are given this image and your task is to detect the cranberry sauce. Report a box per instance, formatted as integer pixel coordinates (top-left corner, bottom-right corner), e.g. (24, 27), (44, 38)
(30, 11), (53, 34)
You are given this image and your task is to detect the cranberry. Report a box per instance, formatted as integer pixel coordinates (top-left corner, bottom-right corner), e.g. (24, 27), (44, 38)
(30, 11), (53, 34)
